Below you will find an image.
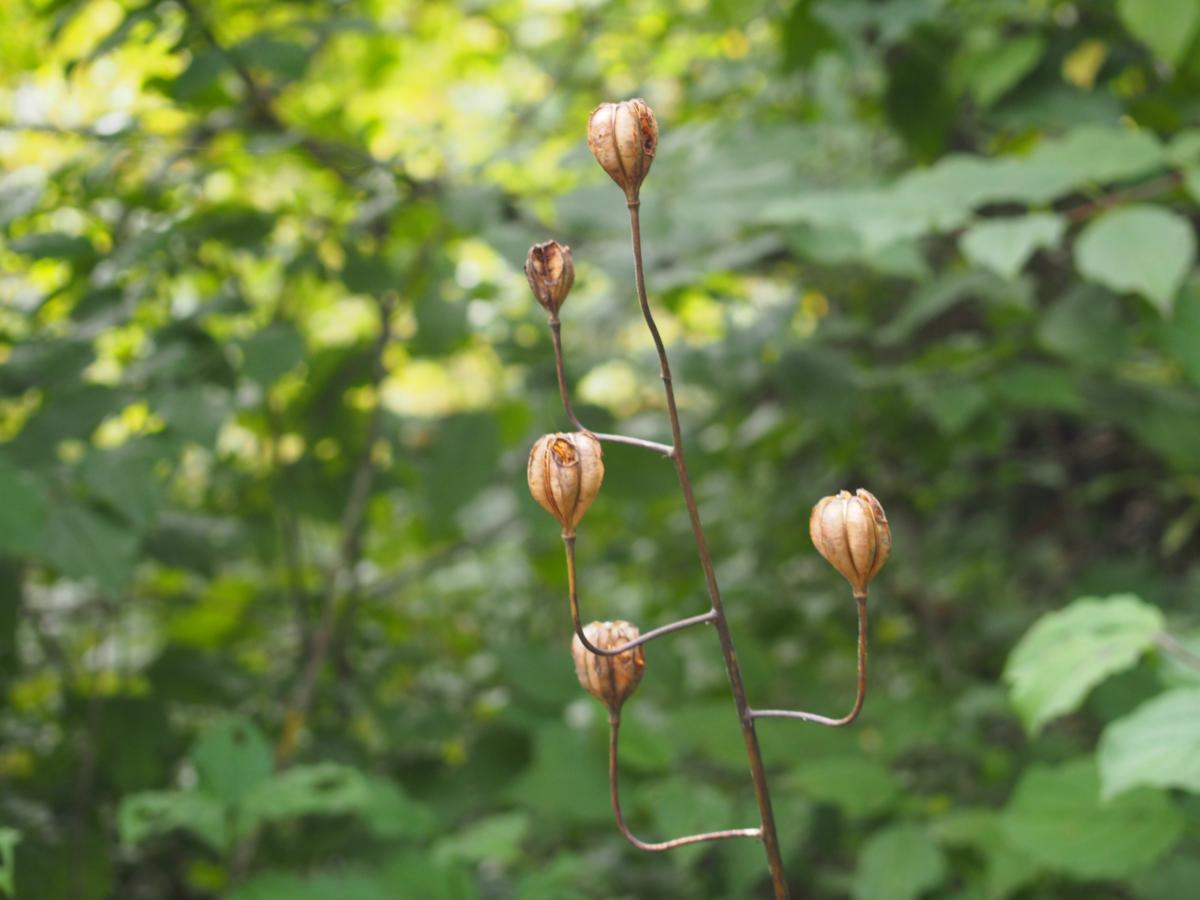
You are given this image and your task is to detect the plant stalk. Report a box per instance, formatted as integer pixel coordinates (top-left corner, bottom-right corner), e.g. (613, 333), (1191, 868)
(625, 200), (791, 899)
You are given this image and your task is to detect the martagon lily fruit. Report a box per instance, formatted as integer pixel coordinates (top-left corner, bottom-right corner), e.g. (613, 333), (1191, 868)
(809, 488), (891, 597)
(525, 240), (575, 318)
(587, 99), (659, 202)
(527, 432), (604, 537)
(572, 620), (645, 716)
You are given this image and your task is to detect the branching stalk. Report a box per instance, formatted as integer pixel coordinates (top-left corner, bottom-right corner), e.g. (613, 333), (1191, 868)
(609, 716), (761, 850)
(751, 593), (868, 727)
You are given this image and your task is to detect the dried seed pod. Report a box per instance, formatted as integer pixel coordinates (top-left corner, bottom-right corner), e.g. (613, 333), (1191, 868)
(571, 620), (645, 714)
(527, 431), (604, 537)
(809, 488), (892, 596)
(587, 99), (659, 202)
(525, 240), (575, 317)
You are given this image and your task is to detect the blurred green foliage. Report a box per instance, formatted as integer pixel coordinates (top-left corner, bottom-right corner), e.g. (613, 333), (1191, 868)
(1, 0), (1199, 897)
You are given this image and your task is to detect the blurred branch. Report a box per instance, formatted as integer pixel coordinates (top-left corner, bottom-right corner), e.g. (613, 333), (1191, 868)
(229, 291), (395, 882)
(174, 0), (421, 194)
(1156, 631), (1200, 672)
(1061, 171), (1185, 223)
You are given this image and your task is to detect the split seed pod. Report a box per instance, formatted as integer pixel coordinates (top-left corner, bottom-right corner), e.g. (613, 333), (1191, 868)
(571, 620), (645, 715)
(525, 240), (575, 317)
(809, 488), (892, 596)
(587, 99), (659, 202)
(527, 432), (604, 537)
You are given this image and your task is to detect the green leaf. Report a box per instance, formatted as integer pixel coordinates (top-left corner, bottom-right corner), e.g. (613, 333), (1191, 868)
(1074, 206), (1196, 314)
(153, 385), (232, 446)
(1118, 0), (1200, 64)
(43, 503), (138, 596)
(1154, 284), (1200, 386)
(780, 0), (838, 70)
(433, 811), (529, 867)
(959, 214), (1065, 280)
(117, 790), (229, 853)
(932, 809), (1041, 900)
(238, 322), (306, 386)
(192, 718), (273, 805)
(789, 756), (899, 818)
(505, 724), (609, 825)
(9, 232), (94, 261)
(0, 168), (44, 227)
(1036, 284), (1130, 367)
(1000, 758), (1183, 878)
(853, 824), (947, 900)
(1097, 687), (1200, 799)
(243, 762), (435, 838)
(965, 35), (1046, 108)
(0, 827), (20, 898)
(79, 442), (164, 532)
(0, 455), (46, 555)
(1003, 594), (1164, 733)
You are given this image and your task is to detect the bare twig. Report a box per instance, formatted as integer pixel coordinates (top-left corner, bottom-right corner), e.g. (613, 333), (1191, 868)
(618, 198), (792, 899)
(564, 535), (716, 654)
(548, 316), (674, 458)
(1156, 631), (1200, 672)
(751, 593), (868, 727)
(608, 716), (761, 850)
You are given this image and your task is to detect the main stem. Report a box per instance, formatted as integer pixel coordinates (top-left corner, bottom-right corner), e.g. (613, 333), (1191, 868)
(626, 201), (790, 900)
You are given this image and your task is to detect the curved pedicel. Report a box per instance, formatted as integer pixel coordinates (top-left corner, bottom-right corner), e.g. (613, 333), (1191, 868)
(751, 593), (869, 727)
(548, 317), (674, 458)
(609, 717), (761, 851)
(564, 536), (716, 657)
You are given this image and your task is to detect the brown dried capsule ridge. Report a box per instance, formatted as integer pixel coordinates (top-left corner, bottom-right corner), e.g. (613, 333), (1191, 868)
(587, 99), (659, 202)
(527, 431), (604, 537)
(571, 620), (646, 714)
(524, 240), (575, 317)
(809, 488), (892, 596)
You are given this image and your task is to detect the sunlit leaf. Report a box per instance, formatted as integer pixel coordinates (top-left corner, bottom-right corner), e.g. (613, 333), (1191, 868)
(1075, 206), (1196, 314)
(1004, 594), (1163, 733)
(1097, 688), (1200, 799)
(1000, 759), (1183, 878)
(853, 824), (947, 900)
(1117, 0), (1200, 64)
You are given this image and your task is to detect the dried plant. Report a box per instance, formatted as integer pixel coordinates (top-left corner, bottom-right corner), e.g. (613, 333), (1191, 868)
(523, 98), (891, 900)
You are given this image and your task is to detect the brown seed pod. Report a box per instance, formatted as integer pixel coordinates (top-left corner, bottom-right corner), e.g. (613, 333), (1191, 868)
(809, 488), (891, 596)
(571, 620), (645, 714)
(527, 432), (604, 537)
(524, 240), (575, 317)
(587, 99), (659, 202)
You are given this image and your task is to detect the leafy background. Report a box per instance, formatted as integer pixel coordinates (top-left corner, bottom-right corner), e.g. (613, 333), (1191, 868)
(1, 0), (1199, 897)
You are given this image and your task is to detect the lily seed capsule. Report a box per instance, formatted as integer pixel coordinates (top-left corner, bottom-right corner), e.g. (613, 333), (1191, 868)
(587, 99), (659, 202)
(525, 240), (575, 317)
(809, 488), (891, 596)
(527, 431), (604, 537)
(571, 620), (645, 715)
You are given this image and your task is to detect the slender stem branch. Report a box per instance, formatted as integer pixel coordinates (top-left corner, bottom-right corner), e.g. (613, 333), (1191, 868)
(548, 317), (674, 457)
(229, 292), (395, 882)
(1156, 631), (1200, 672)
(609, 716), (761, 851)
(624, 200), (791, 900)
(549, 318), (585, 430)
(593, 432), (675, 457)
(752, 594), (868, 726)
(565, 536), (717, 654)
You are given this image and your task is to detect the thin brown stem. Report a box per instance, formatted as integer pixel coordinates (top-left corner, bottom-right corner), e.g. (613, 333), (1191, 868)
(624, 200), (791, 899)
(548, 317), (674, 457)
(752, 593), (868, 726)
(565, 536), (717, 654)
(229, 292), (396, 882)
(1156, 631), (1200, 672)
(609, 716), (761, 851)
